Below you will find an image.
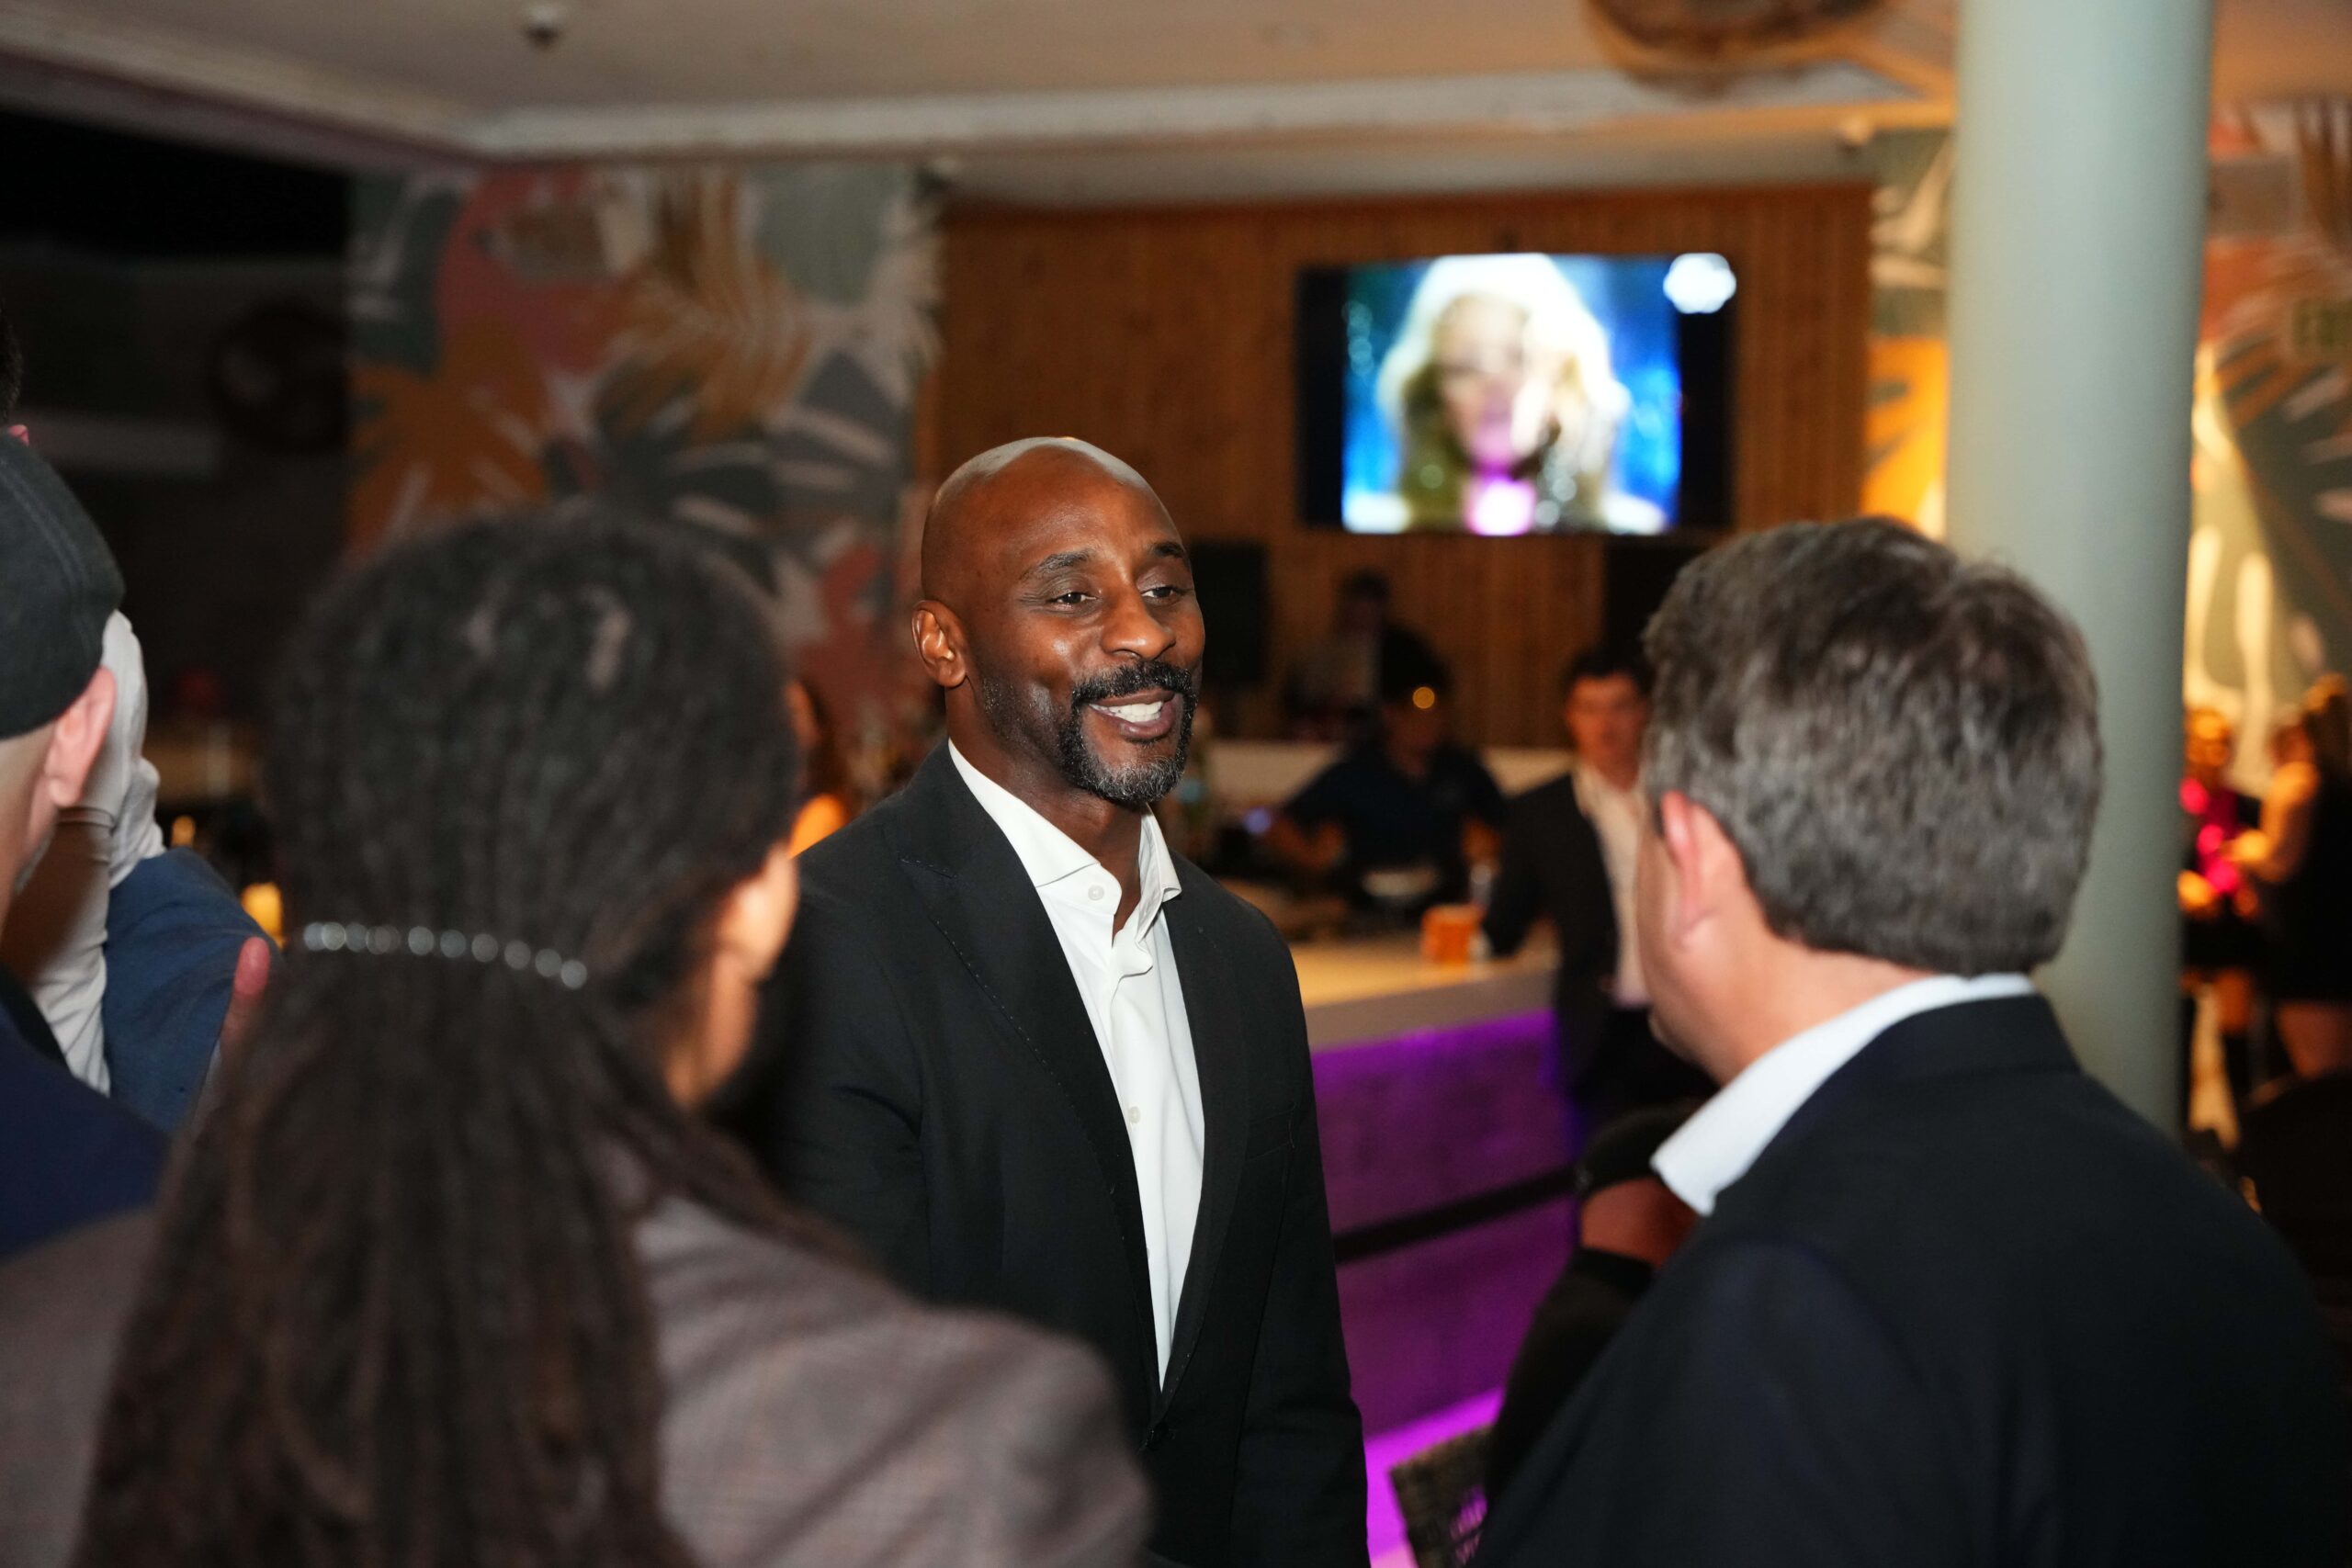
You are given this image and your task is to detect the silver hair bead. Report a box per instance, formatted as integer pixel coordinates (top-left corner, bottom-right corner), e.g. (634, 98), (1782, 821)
(298, 921), (589, 990)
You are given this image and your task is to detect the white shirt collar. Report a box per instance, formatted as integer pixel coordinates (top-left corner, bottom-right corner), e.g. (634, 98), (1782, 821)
(948, 742), (1183, 928)
(1651, 973), (2036, 1215)
(1571, 759), (1642, 809)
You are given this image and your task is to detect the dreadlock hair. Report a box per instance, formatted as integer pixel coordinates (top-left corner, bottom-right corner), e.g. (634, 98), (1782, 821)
(74, 518), (823, 1568)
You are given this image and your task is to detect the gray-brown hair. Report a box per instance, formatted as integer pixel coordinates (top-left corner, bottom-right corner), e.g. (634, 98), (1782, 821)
(1642, 518), (2101, 975)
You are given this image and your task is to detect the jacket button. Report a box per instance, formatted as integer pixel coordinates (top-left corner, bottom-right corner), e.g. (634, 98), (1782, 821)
(1142, 1424), (1168, 1452)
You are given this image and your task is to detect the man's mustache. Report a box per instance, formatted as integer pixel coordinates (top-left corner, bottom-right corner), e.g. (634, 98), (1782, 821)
(1069, 660), (1199, 711)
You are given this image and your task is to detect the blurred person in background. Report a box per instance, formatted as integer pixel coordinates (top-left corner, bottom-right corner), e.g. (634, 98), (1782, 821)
(1281, 568), (1444, 741)
(1, 611), (273, 1132)
(2177, 704), (2263, 1114)
(2234, 675), (2352, 1078)
(1270, 647), (1505, 916)
(0, 307), (271, 1133)
(784, 677), (854, 854)
(2, 615), (169, 1091)
(0, 519), (1147, 1568)
(1476, 521), (2344, 1568)
(0, 436), (164, 1259)
(1486, 647), (1712, 1143)
(1483, 1102), (1700, 1509)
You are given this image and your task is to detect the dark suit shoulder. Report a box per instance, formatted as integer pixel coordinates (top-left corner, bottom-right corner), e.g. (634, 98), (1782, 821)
(1491, 1010), (2346, 1568)
(1690, 1043), (2343, 1563)
(1719, 1060), (2278, 1281)
(786, 863), (901, 957)
(0, 1037), (165, 1258)
(1509, 771), (1587, 818)
(1503, 774), (1601, 856)
(1479, 1233), (1968, 1568)
(1710, 1065), (2317, 1378)
(1171, 852), (1291, 962)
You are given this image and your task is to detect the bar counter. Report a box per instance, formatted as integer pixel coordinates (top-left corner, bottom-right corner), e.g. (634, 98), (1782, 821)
(1283, 931), (1568, 1432)
(1294, 934), (1555, 1053)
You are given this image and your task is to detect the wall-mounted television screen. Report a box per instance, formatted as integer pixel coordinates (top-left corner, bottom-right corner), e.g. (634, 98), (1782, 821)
(1296, 252), (1736, 536)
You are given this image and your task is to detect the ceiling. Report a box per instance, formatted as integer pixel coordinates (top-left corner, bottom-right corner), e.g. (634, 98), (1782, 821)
(0, 0), (2344, 202)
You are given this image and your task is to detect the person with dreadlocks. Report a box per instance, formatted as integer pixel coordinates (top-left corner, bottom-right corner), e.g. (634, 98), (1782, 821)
(0, 519), (1149, 1568)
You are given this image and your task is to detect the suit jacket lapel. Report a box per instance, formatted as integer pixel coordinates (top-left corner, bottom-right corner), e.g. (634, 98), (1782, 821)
(1157, 868), (1251, 1414)
(888, 749), (1159, 1389)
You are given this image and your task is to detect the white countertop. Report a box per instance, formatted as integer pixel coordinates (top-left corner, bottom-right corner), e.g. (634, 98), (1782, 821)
(1291, 934), (1555, 1052)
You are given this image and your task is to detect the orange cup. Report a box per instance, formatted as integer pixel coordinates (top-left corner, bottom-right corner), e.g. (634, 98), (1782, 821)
(1421, 903), (1481, 965)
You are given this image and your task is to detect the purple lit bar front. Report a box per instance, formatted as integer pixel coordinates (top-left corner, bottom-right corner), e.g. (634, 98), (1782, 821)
(1313, 1009), (1571, 1433)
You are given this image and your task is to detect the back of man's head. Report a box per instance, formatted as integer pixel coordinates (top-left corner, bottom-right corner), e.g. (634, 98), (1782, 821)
(0, 437), (123, 919)
(1643, 518), (2100, 975)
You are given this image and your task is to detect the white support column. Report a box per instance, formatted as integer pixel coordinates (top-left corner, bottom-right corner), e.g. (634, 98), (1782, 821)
(1943, 0), (2216, 1125)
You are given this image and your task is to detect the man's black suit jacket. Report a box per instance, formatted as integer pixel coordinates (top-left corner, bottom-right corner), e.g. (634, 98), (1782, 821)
(1474, 995), (2348, 1568)
(730, 747), (1367, 1568)
(1482, 773), (1616, 1083)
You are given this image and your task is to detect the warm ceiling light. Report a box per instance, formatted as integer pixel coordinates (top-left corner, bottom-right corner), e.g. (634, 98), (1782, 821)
(1665, 253), (1738, 315)
(1412, 686), (1439, 711)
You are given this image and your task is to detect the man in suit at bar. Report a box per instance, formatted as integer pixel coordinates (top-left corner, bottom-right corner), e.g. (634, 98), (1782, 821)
(1476, 520), (2346, 1568)
(1484, 646), (1712, 1143)
(727, 438), (1366, 1568)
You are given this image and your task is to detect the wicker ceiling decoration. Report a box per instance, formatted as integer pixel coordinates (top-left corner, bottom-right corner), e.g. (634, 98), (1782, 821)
(1589, 0), (1890, 58)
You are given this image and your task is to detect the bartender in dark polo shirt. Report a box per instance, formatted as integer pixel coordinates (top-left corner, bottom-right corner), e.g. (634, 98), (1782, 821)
(1267, 649), (1505, 914)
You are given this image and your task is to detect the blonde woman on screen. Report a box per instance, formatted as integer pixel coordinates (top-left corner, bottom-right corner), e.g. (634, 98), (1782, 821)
(1371, 254), (1661, 536)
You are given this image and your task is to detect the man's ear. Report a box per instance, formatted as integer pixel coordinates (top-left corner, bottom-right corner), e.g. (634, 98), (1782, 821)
(40, 669), (114, 812)
(715, 842), (799, 986)
(912, 602), (968, 691)
(1657, 788), (1745, 947)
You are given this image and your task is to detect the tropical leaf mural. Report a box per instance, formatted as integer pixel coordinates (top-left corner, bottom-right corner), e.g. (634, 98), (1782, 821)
(606, 171), (818, 443)
(349, 320), (556, 550)
(2191, 216), (2352, 777)
(348, 161), (941, 743)
(1859, 115), (2349, 789)
(1862, 128), (1951, 533)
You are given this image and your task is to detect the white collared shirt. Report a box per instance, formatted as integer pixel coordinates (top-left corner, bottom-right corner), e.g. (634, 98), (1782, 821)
(949, 744), (1205, 1379)
(1570, 761), (1649, 1007)
(1652, 973), (2036, 1215)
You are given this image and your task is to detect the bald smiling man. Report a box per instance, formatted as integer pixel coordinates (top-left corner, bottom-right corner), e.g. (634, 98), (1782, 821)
(725, 440), (1367, 1568)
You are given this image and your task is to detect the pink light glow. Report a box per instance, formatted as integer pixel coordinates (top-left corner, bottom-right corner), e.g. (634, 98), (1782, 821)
(1466, 476), (1538, 535)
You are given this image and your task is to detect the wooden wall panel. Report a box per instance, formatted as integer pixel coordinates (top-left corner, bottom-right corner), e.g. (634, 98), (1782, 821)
(937, 185), (1871, 745)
